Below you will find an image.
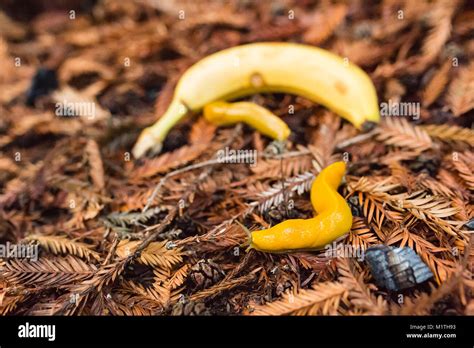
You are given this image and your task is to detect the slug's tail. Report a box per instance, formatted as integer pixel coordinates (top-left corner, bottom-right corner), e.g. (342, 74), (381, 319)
(310, 161), (347, 214)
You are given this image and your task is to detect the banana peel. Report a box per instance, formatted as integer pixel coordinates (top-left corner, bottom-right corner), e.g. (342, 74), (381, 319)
(132, 42), (380, 158)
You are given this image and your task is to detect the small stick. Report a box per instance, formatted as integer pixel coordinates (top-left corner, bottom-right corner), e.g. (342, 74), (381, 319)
(133, 208), (177, 256)
(335, 129), (377, 150)
(143, 129), (375, 212)
(102, 235), (119, 266)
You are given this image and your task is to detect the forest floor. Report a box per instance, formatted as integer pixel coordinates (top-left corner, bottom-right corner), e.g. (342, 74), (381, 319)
(0, 0), (473, 315)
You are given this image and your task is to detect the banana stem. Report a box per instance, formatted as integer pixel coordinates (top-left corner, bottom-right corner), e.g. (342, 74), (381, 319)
(132, 99), (188, 158)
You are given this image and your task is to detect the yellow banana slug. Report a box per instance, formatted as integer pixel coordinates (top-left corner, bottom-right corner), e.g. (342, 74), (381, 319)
(203, 101), (291, 141)
(250, 161), (353, 252)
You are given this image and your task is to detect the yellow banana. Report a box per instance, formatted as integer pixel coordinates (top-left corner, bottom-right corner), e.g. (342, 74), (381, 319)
(132, 42), (380, 158)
